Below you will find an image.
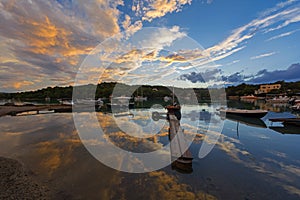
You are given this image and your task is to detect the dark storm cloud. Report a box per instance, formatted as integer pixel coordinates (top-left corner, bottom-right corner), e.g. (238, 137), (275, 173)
(179, 68), (221, 83)
(0, 0), (122, 91)
(180, 63), (300, 85)
(248, 63), (300, 83)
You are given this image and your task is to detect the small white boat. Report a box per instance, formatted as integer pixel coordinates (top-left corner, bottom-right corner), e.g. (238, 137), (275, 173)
(106, 102), (135, 110)
(269, 118), (300, 127)
(59, 99), (74, 105)
(164, 96), (172, 102)
(112, 96), (132, 100)
(134, 87), (147, 102)
(75, 98), (103, 106)
(240, 95), (258, 100)
(134, 96), (147, 102)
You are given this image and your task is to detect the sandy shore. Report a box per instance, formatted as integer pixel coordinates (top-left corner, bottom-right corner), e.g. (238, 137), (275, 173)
(0, 157), (51, 199)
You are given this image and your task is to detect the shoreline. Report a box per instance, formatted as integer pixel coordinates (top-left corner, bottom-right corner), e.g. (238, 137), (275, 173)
(0, 156), (51, 199)
(0, 105), (72, 117)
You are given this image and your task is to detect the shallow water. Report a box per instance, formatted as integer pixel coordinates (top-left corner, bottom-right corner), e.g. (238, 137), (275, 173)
(0, 103), (299, 200)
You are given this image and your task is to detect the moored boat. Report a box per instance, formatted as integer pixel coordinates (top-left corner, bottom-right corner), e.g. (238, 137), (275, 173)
(75, 98), (103, 106)
(240, 95), (258, 100)
(222, 114), (267, 128)
(270, 126), (300, 134)
(134, 96), (147, 102)
(219, 108), (268, 118)
(269, 118), (300, 127)
(291, 102), (300, 111)
(107, 96), (134, 110)
(106, 102), (135, 110)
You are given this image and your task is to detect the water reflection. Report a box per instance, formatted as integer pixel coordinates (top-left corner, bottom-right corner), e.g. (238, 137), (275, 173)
(239, 99), (291, 112)
(219, 114), (267, 139)
(0, 104), (299, 199)
(220, 114), (267, 129)
(270, 126), (300, 135)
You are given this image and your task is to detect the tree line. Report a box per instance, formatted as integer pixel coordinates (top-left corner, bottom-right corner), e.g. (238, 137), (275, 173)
(1, 80), (299, 101)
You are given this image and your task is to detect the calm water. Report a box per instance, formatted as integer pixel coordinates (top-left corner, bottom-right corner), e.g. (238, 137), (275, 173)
(0, 102), (299, 200)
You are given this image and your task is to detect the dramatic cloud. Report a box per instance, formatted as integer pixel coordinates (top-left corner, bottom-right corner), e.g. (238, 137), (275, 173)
(182, 63), (300, 85)
(154, 1), (300, 68)
(248, 63), (300, 83)
(250, 52), (277, 60)
(179, 68), (221, 83)
(222, 72), (249, 83)
(132, 0), (192, 22)
(0, 0), (124, 91)
(0, 0), (300, 91)
(200, 1), (300, 64)
(0, 0), (193, 91)
(266, 10), (300, 32)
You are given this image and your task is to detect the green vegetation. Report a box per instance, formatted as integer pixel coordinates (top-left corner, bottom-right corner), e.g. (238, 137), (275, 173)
(226, 80), (300, 97)
(3, 83), (211, 102)
(1, 80), (299, 101)
(226, 83), (259, 96)
(268, 80), (300, 95)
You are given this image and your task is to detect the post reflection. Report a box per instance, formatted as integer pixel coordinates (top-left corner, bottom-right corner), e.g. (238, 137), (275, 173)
(166, 105), (193, 174)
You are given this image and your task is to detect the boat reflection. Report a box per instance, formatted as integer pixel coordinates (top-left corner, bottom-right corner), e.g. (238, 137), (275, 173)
(269, 117), (300, 135)
(222, 114), (267, 129)
(218, 113), (267, 138)
(270, 125), (300, 135)
(171, 160), (193, 174)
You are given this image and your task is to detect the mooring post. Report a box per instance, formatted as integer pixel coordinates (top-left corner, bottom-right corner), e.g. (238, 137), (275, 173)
(166, 105), (193, 173)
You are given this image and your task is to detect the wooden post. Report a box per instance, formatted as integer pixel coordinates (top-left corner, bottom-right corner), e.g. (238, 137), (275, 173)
(166, 105), (193, 173)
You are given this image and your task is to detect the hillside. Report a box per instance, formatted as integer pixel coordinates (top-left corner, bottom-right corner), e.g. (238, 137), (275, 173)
(1, 80), (299, 101)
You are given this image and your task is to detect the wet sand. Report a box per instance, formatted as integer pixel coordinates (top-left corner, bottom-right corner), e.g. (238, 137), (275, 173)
(0, 157), (51, 199)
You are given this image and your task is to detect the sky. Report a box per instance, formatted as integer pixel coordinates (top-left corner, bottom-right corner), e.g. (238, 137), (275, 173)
(0, 0), (300, 91)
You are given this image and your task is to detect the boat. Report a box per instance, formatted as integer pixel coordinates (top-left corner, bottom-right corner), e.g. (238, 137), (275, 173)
(219, 108), (268, 118)
(58, 98), (74, 105)
(164, 96), (172, 102)
(269, 117), (300, 134)
(75, 98), (103, 106)
(106, 102), (135, 110)
(107, 96), (134, 110)
(134, 87), (147, 102)
(134, 96), (147, 102)
(112, 96), (132, 101)
(222, 114), (267, 128)
(269, 118), (300, 127)
(240, 95), (258, 100)
(270, 126), (300, 134)
(291, 102), (300, 111)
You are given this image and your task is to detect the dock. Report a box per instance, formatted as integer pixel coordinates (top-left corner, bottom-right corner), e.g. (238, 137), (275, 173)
(0, 105), (72, 117)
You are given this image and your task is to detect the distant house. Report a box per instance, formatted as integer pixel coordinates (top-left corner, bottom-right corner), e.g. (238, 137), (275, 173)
(255, 84), (281, 94)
